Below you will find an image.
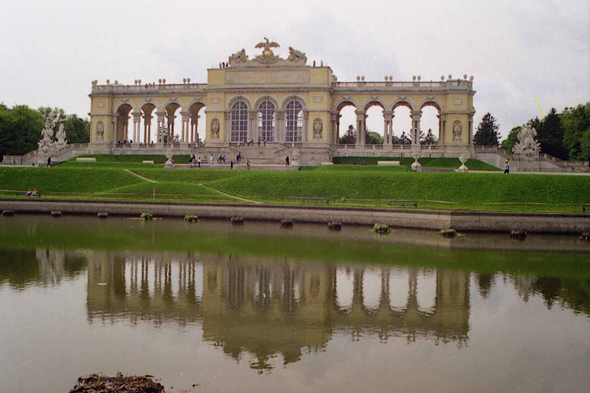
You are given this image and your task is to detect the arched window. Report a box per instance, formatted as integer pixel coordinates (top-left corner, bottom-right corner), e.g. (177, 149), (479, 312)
(230, 100), (248, 142)
(258, 100), (275, 142)
(285, 100), (303, 142)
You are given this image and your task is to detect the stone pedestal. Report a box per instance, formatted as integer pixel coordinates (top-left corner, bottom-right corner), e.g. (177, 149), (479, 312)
(457, 154), (469, 173)
(411, 152), (422, 172)
(164, 152), (176, 169)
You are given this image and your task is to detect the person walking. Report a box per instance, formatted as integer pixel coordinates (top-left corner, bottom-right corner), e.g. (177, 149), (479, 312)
(197, 157), (201, 168)
(285, 155), (290, 166)
(504, 160), (510, 174)
(210, 154), (214, 165)
(230, 160), (234, 170)
(47, 156), (52, 167)
(247, 159), (251, 170)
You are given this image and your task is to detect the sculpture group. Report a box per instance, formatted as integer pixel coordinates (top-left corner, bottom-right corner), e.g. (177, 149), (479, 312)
(229, 38), (307, 67)
(513, 121), (541, 158)
(37, 116), (67, 166)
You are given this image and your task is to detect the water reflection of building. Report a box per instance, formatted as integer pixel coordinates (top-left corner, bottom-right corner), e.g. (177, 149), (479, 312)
(86, 252), (470, 370)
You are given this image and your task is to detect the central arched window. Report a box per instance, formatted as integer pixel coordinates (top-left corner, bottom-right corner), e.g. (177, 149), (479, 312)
(258, 100), (275, 142)
(285, 100), (303, 142)
(230, 100), (248, 142)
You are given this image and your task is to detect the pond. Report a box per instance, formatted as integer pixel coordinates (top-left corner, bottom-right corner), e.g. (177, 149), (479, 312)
(0, 215), (589, 392)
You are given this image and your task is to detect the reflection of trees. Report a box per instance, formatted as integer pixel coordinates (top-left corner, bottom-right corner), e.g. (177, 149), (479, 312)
(476, 273), (495, 298)
(512, 275), (590, 315)
(0, 249), (86, 289)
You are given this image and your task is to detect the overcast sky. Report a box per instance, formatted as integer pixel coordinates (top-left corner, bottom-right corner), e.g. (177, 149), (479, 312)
(1, 0), (588, 139)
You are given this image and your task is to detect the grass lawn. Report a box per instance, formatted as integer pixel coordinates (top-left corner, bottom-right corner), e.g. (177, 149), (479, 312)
(1, 164), (589, 213)
(333, 156), (501, 171)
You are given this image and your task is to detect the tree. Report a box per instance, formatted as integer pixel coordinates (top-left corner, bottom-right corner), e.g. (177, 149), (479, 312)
(422, 128), (437, 145)
(501, 126), (521, 153)
(536, 108), (568, 159)
(562, 103), (590, 160)
(366, 131), (383, 144)
(63, 114), (90, 143)
(339, 125), (356, 144)
(400, 131), (411, 144)
(473, 113), (500, 146)
(0, 104), (44, 157)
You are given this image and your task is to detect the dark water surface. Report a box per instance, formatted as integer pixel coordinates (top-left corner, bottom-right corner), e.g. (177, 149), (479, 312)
(0, 215), (589, 393)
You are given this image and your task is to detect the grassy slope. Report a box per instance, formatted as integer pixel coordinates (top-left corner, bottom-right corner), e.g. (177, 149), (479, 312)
(205, 171), (590, 204)
(132, 168), (244, 183)
(0, 167), (143, 192)
(2, 165), (589, 211)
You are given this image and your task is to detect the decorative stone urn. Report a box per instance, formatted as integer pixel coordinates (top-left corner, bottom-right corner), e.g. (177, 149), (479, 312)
(457, 154), (469, 173)
(164, 151), (175, 169)
(411, 152), (422, 172)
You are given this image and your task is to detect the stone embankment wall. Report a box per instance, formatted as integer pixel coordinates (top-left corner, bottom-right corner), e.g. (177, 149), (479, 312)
(1, 199), (589, 233)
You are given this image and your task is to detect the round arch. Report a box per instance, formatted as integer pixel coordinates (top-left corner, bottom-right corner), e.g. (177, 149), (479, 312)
(281, 95), (307, 109)
(390, 98), (415, 112)
(362, 97), (387, 111)
(334, 97), (359, 112)
(163, 99), (184, 112)
(417, 97), (444, 112)
(186, 99), (206, 111)
(139, 101), (159, 113)
(227, 95), (251, 109)
(115, 101), (135, 113)
(253, 94), (279, 110)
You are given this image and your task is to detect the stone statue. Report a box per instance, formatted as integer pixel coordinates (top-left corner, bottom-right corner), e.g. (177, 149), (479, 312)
(453, 121), (462, 142)
(513, 121), (541, 158)
(313, 120), (323, 139)
(96, 122), (104, 141)
(56, 124), (67, 146)
(38, 121), (54, 152)
(288, 47), (307, 63)
(211, 119), (220, 139)
(229, 48), (248, 64)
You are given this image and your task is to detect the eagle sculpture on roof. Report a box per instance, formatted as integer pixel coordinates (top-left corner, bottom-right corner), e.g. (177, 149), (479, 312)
(255, 37), (280, 51)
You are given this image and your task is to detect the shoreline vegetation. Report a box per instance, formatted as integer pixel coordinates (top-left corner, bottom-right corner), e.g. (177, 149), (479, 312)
(0, 155), (589, 214)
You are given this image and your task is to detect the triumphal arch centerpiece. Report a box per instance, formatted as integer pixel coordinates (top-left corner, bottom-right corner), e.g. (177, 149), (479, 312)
(84, 38), (477, 165)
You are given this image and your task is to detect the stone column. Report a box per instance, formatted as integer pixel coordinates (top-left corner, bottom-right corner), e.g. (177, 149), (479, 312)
(383, 111), (393, 145)
(468, 114), (474, 145)
(143, 114), (152, 143)
(111, 115), (118, 143)
(302, 110), (309, 143)
(411, 111), (422, 150)
(389, 115), (394, 145)
(190, 115), (199, 143)
(156, 112), (165, 142)
(224, 111), (231, 143)
(248, 110), (257, 143)
(331, 113), (339, 145)
(181, 112), (189, 142)
(167, 114), (176, 142)
(275, 110), (285, 143)
(133, 113), (141, 143)
(355, 110), (366, 145)
(439, 113), (446, 146)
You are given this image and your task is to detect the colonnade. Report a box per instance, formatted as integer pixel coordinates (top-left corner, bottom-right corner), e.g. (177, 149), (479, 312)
(345, 108), (451, 147)
(113, 107), (202, 144)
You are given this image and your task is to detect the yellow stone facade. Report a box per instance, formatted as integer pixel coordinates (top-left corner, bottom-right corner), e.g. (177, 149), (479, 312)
(88, 41), (476, 149)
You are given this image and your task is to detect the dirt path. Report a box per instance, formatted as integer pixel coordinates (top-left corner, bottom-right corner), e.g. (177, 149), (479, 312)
(125, 169), (159, 183)
(199, 184), (262, 204)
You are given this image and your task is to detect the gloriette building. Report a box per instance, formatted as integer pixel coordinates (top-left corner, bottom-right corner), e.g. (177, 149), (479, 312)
(84, 38), (477, 164)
